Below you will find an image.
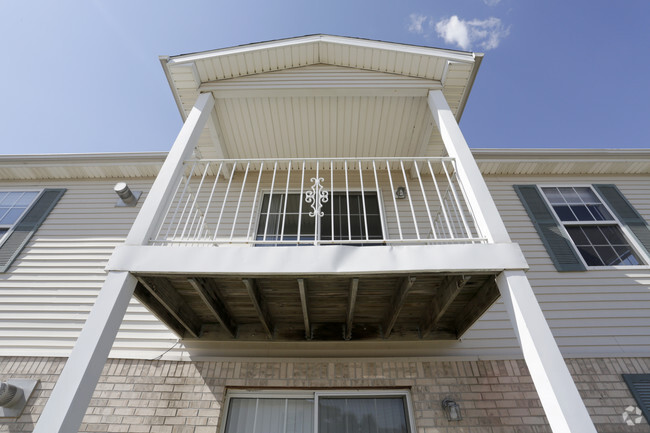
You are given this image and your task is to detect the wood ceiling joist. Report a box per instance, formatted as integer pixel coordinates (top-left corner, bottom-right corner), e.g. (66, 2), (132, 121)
(382, 276), (416, 338)
(454, 276), (500, 338)
(136, 277), (202, 338)
(188, 277), (237, 338)
(345, 278), (359, 340)
(242, 278), (274, 338)
(133, 282), (187, 338)
(419, 275), (470, 338)
(297, 278), (311, 340)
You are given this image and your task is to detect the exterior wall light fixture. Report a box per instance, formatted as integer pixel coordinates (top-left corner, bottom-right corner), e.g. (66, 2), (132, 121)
(441, 397), (462, 421)
(114, 182), (142, 207)
(395, 186), (406, 199)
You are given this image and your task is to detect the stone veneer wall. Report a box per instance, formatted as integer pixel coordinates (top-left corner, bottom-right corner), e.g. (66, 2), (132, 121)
(0, 356), (648, 433)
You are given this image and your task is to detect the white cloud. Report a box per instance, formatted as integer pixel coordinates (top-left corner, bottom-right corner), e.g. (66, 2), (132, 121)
(408, 13), (428, 34)
(483, 0), (502, 6)
(434, 15), (509, 50)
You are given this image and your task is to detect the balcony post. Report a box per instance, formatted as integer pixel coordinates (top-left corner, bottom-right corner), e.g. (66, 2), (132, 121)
(33, 92), (215, 433)
(497, 271), (597, 433)
(427, 90), (510, 243)
(428, 90), (596, 432)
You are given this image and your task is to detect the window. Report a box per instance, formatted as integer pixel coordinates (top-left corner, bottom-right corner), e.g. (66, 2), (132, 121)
(0, 188), (66, 272)
(256, 192), (383, 244)
(223, 391), (413, 433)
(0, 191), (40, 244)
(540, 186), (644, 267)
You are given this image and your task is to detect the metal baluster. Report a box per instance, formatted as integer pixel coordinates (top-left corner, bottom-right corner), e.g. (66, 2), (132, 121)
(344, 160), (351, 241)
(230, 162), (250, 240)
(214, 162), (237, 240)
(427, 160), (454, 239)
(247, 162), (264, 240)
(372, 160), (384, 243)
(413, 160), (436, 239)
(400, 160), (420, 240)
(196, 162), (223, 240)
(181, 162), (210, 239)
(297, 161), (306, 243)
(314, 161), (320, 245)
(262, 161), (279, 242)
(156, 164), (188, 244)
(165, 161), (197, 241)
(442, 160), (471, 239)
(280, 161), (292, 242)
(330, 160), (335, 242)
(358, 161), (369, 241)
(386, 160), (403, 240)
(450, 158), (481, 240)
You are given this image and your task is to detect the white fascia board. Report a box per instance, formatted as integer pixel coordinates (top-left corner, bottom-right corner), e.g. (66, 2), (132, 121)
(456, 53), (483, 121)
(160, 55), (189, 122)
(0, 152), (167, 166)
(166, 35), (477, 66)
(107, 243), (529, 275)
(472, 148), (650, 161)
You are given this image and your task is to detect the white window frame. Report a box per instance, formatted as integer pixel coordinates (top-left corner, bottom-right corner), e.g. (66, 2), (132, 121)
(221, 389), (416, 433)
(538, 184), (649, 269)
(254, 188), (388, 244)
(0, 189), (43, 247)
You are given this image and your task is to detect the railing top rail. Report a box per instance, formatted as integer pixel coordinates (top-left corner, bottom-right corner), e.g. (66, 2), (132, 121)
(185, 156), (456, 163)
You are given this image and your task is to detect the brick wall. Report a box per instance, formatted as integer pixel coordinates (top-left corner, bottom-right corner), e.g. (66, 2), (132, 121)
(1, 356), (648, 432)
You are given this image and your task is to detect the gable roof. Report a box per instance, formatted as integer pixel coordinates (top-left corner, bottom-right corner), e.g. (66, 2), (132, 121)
(160, 34), (483, 122)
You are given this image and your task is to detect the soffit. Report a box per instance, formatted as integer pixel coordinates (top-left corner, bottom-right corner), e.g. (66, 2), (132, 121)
(162, 35), (480, 159)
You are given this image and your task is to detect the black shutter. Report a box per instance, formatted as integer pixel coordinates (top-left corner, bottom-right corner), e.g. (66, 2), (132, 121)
(623, 374), (650, 422)
(593, 184), (650, 257)
(0, 188), (66, 272)
(513, 185), (586, 272)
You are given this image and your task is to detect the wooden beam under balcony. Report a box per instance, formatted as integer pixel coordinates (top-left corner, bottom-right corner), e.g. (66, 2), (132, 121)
(136, 277), (202, 338)
(243, 278), (274, 338)
(297, 278), (311, 340)
(131, 271), (500, 343)
(419, 275), (469, 338)
(345, 278), (359, 340)
(454, 276), (499, 337)
(188, 277), (237, 338)
(382, 277), (416, 338)
(133, 282), (187, 338)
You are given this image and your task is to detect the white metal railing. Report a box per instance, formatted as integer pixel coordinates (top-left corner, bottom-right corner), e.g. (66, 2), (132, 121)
(151, 158), (486, 246)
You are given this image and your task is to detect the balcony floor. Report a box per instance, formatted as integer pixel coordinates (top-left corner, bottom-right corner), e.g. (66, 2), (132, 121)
(132, 271), (499, 342)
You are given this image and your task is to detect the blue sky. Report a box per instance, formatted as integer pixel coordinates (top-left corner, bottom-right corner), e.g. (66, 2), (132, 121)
(1, 0), (649, 154)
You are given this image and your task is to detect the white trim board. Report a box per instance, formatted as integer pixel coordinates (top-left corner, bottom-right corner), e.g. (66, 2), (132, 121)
(107, 243), (528, 275)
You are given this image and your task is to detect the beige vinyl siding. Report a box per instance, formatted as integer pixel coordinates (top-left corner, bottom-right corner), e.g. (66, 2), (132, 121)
(0, 173), (649, 360)
(472, 175), (650, 357)
(0, 178), (181, 360)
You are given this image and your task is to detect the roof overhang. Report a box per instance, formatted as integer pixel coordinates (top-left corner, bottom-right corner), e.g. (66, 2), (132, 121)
(2, 149), (650, 180)
(160, 35), (483, 159)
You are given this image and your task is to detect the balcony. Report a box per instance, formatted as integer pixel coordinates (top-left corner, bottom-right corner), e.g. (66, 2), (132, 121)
(152, 157), (485, 247)
(108, 157), (527, 342)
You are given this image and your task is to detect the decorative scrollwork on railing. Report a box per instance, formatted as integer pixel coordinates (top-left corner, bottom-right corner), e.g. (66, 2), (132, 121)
(305, 177), (329, 217)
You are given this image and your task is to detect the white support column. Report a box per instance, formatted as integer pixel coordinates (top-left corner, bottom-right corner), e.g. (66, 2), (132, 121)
(33, 92), (215, 433)
(126, 92), (215, 245)
(428, 89), (596, 432)
(497, 271), (597, 432)
(427, 90), (511, 243)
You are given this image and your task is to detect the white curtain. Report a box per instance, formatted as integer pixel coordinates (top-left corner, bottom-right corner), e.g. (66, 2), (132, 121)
(318, 397), (408, 433)
(225, 398), (314, 433)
